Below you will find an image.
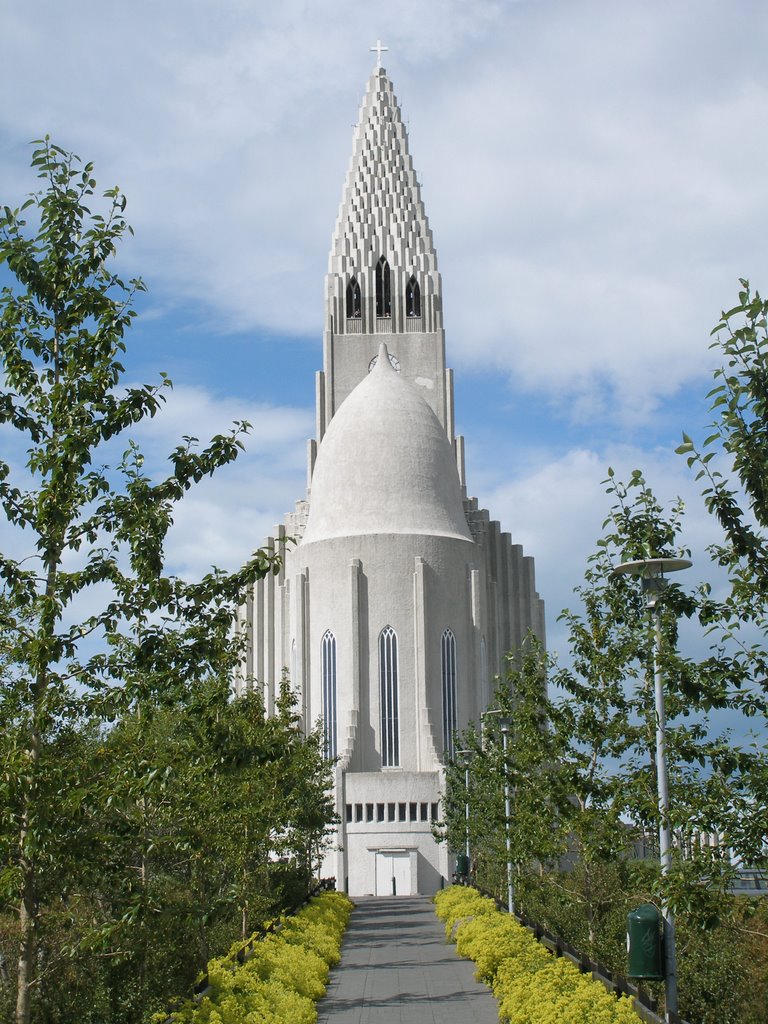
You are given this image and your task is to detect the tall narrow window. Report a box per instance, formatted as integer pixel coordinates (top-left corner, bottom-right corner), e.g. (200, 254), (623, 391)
(321, 630), (337, 760)
(379, 626), (399, 766)
(480, 636), (488, 708)
(406, 275), (421, 317)
(375, 256), (391, 317)
(346, 276), (361, 318)
(441, 629), (457, 759)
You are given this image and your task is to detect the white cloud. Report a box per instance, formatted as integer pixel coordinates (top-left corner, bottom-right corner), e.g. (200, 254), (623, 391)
(470, 441), (725, 662)
(4, 0), (768, 428)
(0, 382), (312, 584)
(122, 383), (313, 579)
(128, 383), (312, 459)
(3, 0), (768, 697)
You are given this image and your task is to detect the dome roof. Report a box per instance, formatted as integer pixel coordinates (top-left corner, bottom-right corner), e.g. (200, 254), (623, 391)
(301, 344), (473, 546)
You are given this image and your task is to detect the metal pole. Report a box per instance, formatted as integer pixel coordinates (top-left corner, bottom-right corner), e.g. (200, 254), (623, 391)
(457, 750), (473, 881)
(652, 597), (679, 1020)
(501, 725), (514, 914)
(613, 557), (690, 1024)
(464, 762), (471, 864)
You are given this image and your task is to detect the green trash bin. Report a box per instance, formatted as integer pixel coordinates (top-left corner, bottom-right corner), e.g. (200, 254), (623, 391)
(627, 903), (663, 981)
(456, 854), (470, 877)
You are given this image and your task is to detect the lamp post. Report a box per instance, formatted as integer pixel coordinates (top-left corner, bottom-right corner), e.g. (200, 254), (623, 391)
(499, 716), (514, 914)
(456, 749), (474, 881)
(612, 556), (691, 1022)
(482, 710), (514, 914)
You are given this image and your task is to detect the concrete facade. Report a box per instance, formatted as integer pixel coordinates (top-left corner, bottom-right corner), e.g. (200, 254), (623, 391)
(237, 66), (545, 897)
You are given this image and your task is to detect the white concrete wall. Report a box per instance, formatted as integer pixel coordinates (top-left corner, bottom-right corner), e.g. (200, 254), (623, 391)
(297, 532), (481, 773)
(327, 770), (449, 896)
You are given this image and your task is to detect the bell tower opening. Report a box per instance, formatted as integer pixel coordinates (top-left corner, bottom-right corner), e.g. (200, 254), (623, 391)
(406, 274), (421, 317)
(375, 256), (391, 317)
(346, 276), (361, 319)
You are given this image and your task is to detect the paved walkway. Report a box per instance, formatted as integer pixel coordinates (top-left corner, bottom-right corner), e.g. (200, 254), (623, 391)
(317, 896), (499, 1023)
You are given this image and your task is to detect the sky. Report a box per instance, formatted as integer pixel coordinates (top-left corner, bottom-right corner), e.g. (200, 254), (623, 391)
(2, 0), (768, 682)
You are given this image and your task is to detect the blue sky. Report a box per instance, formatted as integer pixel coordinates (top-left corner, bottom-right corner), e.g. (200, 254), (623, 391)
(2, 0), (768, 677)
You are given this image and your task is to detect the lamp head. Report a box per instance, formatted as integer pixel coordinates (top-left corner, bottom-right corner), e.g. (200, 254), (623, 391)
(481, 709), (512, 735)
(611, 557), (692, 610)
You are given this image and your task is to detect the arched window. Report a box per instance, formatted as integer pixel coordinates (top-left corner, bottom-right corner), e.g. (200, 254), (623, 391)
(480, 635), (488, 708)
(346, 276), (361, 318)
(379, 626), (399, 766)
(406, 275), (421, 317)
(375, 256), (391, 317)
(321, 630), (337, 760)
(441, 629), (457, 759)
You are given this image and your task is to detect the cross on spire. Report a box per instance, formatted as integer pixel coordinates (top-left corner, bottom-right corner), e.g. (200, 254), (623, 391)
(370, 39), (388, 68)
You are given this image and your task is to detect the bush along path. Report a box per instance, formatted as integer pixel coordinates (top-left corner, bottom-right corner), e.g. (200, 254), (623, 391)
(434, 887), (638, 1024)
(155, 890), (353, 1024)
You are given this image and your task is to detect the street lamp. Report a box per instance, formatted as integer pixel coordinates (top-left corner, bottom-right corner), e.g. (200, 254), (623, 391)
(612, 556), (692, 1022)
(482, 710), (514, 914)
(457, 749), (473, 875)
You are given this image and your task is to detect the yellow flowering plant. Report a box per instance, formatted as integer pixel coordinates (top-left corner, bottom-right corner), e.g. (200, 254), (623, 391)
(433, 885), (496, 940)
(155, 890), (353, 1024)
(435, 886), (637, 1024)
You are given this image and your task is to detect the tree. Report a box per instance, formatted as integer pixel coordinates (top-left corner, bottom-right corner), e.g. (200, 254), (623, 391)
(677, 280), (768, 865)
(678, 280), (768, 586)
(79, 677), (335, 1022)
(0, 140), (278, 1024)
(562, 473), (747, 880)
(440, 636), (572, 907)
(550, 472), (765, 1022)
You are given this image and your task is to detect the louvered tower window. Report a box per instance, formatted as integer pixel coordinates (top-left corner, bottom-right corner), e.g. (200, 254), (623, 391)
(321, 630), (337, 760)
(441, 629), (457, 759)
(346, 276), (361, 318)
(379, 626), (399, 766)
(375, 256), (391, 317)
(406, 275), (421, 317)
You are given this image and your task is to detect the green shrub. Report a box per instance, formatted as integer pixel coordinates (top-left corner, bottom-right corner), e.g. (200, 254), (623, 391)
(457, 914), (551, 983)
(495, 954), (637, 1024)
(156, 891), (353, 1024)
(433, 885), (496, 940)
(436, 886), (636, 1024)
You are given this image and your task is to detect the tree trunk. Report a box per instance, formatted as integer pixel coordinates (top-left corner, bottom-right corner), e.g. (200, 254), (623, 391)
(16, 312), (63, 1024)
(15, 725), (41, 1024)
(16, 518), (60, 1023)
(16, 649), (48, 1024)
(584, 867), (596, 955)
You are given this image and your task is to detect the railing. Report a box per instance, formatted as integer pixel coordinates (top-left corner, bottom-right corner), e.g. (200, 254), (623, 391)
(477, 887), (691, 1024)
(160, 877), (337, 1022)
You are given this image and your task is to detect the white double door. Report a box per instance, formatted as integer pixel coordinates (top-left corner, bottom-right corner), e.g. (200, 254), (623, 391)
(375, 850), (413, 896)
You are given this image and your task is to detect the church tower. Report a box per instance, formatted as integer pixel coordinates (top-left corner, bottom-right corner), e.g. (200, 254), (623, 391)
(239, 59), (545, 897)
(316, 64), (451, 446)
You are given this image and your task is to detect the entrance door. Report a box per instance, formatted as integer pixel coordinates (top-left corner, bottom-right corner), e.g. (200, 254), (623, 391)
(375, 851), (412, 896)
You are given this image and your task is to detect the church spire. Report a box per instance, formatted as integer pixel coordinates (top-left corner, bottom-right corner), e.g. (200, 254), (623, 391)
(326, 66), (442, 338)
(317, 65), (453, 448)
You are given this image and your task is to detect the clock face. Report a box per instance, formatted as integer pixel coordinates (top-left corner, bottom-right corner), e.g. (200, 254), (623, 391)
(368, 352), (401, 373)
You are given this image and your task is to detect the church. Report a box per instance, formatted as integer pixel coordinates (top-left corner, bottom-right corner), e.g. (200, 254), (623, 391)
(237, 55), (545, 897)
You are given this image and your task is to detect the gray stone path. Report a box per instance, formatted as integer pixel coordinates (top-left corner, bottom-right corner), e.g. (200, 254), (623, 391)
(317, 896), (499, 1023)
